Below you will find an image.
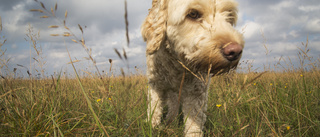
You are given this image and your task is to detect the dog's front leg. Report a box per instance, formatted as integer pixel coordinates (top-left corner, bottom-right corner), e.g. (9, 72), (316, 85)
(182, 88), (208, 137)
(147, 83), (164, 128)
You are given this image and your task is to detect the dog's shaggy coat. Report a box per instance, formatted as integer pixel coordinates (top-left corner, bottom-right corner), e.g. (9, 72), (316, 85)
(141, 0), (244, 136)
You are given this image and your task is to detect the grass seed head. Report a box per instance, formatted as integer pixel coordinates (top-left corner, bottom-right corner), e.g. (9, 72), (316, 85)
(50, 34), (60, 36)
(65, 10), (68, 18)
(114, 48), (123, 60)
(40, 2), (46, 9)
(55, 3), (58, 11)
(48, 25), (59, 28)
(29, 9), (44, 13)
(78, 24), (83, 34)
(40, 16), (49, 18)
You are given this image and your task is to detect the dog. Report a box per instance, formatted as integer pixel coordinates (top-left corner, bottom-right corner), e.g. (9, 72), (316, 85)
(141, 0), (244, 136)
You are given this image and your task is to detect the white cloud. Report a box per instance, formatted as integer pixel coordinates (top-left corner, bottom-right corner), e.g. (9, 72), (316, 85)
(11, 43), (17, 49)
(298, 5), (320, 12)
(111, 41), (118, 45)
(270, 1), (295, 11)
(1, 0), (320, 75)
(49, 52), (67, 59)
(289, 30), (299, 38)
(309, 41), (320, 51)
(242, 21), (261, 40)
(270, 42), (298, 53)
(305, 19), (320, 33)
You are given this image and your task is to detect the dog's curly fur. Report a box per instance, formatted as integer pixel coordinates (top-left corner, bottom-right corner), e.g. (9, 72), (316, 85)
(141, 0), (244, 136)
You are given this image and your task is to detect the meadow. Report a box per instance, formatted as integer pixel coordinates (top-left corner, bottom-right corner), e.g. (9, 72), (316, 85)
(1, 1), (320, 137)
(1, 69), (319, 136)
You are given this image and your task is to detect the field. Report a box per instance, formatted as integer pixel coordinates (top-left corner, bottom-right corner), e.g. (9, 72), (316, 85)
(1, 70), (320, 136)
(1, 1), (320, 137)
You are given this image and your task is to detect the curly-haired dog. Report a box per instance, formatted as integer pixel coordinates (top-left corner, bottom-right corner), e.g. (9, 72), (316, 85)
(141, 0), (244, 136)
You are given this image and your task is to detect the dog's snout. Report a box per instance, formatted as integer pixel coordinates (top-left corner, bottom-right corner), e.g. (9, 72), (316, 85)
(222, 43), (243, 61)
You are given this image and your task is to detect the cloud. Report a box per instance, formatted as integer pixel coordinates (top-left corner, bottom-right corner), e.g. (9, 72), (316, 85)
(304, 19), (320, 33)
(242, 21), (261, 41)
(298, 5), (320, 12)
(11, 43), (17, 49)
(0, 0), (25, 11)
(236, 0), (320, 71)
(1, 0), (320, 76)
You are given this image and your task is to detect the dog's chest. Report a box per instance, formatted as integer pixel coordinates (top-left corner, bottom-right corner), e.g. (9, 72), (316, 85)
(147, 49), (208, 93)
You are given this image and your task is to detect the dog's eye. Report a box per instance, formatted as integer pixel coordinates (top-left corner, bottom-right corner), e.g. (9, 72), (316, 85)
(226, 11), (236, 25)
(226, 18), (234, 25)
(187, 10), (201, 19)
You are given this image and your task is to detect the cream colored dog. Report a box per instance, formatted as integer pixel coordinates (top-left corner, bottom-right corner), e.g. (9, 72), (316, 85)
(141, 0), (244, 136)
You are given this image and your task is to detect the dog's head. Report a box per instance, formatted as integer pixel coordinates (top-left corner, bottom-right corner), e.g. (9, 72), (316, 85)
(142, 0), (245, 74)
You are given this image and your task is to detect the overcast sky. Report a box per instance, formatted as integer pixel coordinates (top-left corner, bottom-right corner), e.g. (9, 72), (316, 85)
(0, 0), (319, 78)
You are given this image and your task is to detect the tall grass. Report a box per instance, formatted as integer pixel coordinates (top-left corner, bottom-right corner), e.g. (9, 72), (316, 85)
(1, 1), (320, 137)
(1, 69), (319, 136)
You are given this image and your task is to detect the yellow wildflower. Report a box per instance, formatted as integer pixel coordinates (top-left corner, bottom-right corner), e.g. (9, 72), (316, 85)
(270, 83), (273, 86)
(96, 99), (101, 102)
(286, 126), (290, 130)
(216, 104), (222, 108)
(108, 98), (112, 101)
(300, 74), (303, 77)
(253, 83), (256, 86)
(91, 90), (95, 93)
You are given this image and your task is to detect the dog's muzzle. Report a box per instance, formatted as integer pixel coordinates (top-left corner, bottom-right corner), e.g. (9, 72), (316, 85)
(222, 43), (243, 61)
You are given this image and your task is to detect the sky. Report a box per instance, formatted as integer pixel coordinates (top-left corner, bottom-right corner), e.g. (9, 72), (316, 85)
(0, 0), (319, 78)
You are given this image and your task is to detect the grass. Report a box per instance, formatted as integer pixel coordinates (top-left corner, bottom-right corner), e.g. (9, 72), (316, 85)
(207, 71), (319, 136)
(0, 71), (319, 136)
(1, 1), (320, 136)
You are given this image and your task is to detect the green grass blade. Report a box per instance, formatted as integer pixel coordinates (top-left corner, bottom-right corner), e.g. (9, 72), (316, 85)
(66, 47), (109, 136)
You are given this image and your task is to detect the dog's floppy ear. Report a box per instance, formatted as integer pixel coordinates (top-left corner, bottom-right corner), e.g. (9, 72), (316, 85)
(141, 0), (168, 54)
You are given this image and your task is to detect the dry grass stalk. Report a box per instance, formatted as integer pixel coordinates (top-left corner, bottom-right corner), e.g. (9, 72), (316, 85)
(64, 10), (68, 19)
(0, 16), (2, 31)
(26, 25), (46, 78)
(40, 2), (46, 9)
(50, 34), (59, 36)
(71, 39), (77, 43)
(63, 32), (72, 37)
(54, 3), (58, 11)
(123, 48), (128, 60)
(48, 25), (59, 28)
(78, 24), (83, 34)
(109, 59), (113, 73)
(177, 60), (203, 83)
(33, 1), (106, 80)
(114, 48), (122, 60)
(124, 0), (129, 47)
(241, 71), (266, 90)
(29, 9), (44, 13)
(40, 16), (49, 18)
(222, 42), (232, 48)
(178, 70), (185, 103)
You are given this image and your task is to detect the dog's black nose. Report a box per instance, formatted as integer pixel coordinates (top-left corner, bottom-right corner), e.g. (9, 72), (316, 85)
(222, 43), (243, 61)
